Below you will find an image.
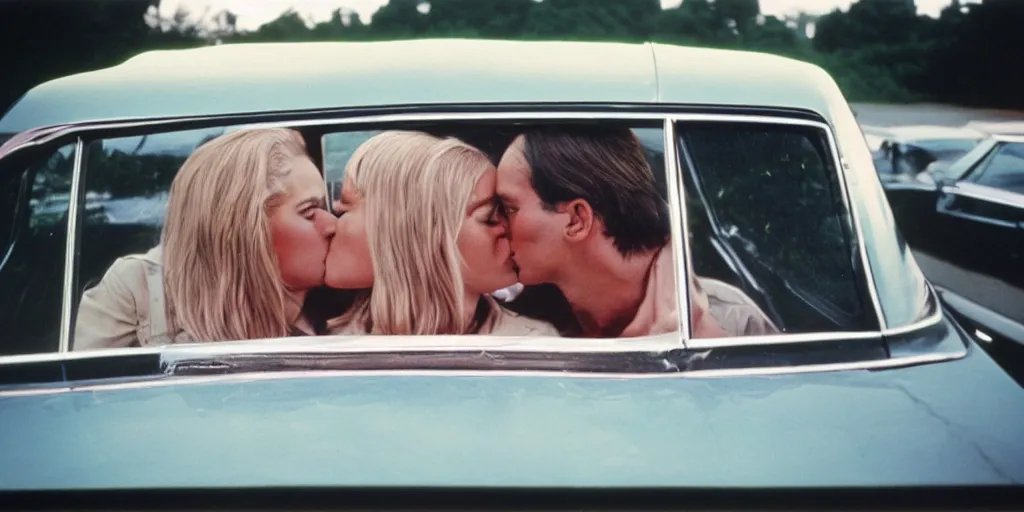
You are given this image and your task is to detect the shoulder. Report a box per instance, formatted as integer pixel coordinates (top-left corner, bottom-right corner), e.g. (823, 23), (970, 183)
(698, 277), (756, 306)
(699, 278), (779, 336)
(106, 247), (162, 281)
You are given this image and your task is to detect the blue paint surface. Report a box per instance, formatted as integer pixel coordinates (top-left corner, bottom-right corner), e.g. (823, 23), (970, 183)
(2, 343), (1022, 489)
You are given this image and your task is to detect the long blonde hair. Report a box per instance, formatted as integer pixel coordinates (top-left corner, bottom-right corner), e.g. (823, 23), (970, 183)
(339, 130), (495, 334)
(162, 127), (310, 342)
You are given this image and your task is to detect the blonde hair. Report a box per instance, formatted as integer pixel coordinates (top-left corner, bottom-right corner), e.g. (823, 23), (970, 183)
(339, 130), (496, 334)
(162, 127), (310, 342)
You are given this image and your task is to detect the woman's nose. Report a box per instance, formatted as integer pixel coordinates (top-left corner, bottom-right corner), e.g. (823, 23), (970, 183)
(314, 210), (336, 238)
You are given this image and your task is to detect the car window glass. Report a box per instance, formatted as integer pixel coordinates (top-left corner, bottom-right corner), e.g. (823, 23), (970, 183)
(0, 143), (76, 355)
(323, 130), (382, 209)
(322, 124), (679, 339)
(679, 121), (875, 335)
(970, 142), (1024, 194)
(76, 128), (228, 302)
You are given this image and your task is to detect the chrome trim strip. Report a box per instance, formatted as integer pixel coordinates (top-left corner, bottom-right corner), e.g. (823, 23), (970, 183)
(938, 207), (1018, 229)
(880, 282), (944, 337)
(680, 349), (966, 378)
(943, 182), (1024, 209)
(0, 333), (683, 366)
(57, 138), (84, 353)
(0, 109), (943, 364)
(682, 330), (880, 349)
(0, 346), (163, 366)
(0, 348), (968, 398)
(662, 118), (690, 342)
(935, 284), (1024, 343)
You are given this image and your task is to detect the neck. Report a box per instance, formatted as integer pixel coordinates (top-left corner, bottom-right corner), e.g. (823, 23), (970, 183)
(462, 291), (483, 334)
(557, 244), (661, 338)
(285, 288), (311, 334)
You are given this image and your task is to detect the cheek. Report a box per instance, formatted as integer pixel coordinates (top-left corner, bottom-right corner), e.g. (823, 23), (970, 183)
(458, 224), (507, 267)
(509, 208), (552, 251)
(270, 215), (328, 287)
(325, 213), (374, 288)
(272, 216), (326, 261)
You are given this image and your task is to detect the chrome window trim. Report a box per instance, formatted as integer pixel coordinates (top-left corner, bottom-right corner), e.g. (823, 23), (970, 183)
(944, 182), (1024, 209)
(0, 348), (968, 398)
(7, 108), (943, 367)
(666, 114), (890, 348)
(823, 118), (889, 332)
(57, 137), (85, 353)
(662, 118), (690, 341)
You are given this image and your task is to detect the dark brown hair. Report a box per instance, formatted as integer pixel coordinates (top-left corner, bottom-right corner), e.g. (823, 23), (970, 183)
(520, 124), (670, 256)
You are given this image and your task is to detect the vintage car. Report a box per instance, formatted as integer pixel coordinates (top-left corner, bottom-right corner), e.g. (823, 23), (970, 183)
(862, 124), (986, 179)
(883, 133), (1024, 382)
(1, 40), (1023, 497)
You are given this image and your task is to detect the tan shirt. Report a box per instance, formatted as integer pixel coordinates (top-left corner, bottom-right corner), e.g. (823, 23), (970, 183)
(330, 296), (560, 336)
(699, 277), (780, 337)
(619, 245), (680, 338)
(617, 244), (778, 338)
(73, 247), (193, 350)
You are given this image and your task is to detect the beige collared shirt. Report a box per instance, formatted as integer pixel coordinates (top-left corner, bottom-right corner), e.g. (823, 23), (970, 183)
(73, 247), (193, 350)
(329, 295), (560, 336)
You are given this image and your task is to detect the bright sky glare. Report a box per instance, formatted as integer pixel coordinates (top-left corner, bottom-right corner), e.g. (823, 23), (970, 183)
(162, 0), (968, 32)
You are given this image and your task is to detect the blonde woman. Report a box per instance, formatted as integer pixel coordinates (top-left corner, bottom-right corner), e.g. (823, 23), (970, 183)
(73, 128), (337, 349)
(323, 130), (558, 336)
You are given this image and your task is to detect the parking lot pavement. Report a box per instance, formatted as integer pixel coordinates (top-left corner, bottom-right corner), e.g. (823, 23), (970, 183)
(851, 102), (1024, 129)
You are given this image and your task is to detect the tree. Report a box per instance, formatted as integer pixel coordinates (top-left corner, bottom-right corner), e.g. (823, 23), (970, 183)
(656, 0), (734, 45)
(245, 9), (314, 42)
(714, 0), (761, 39)
(369, 0), (430, 38)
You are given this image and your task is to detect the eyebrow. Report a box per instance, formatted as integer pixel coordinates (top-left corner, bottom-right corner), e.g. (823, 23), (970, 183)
(467, 195), (496, 213)
(497, 193), (516, 205)
(297, 196), (327, 210)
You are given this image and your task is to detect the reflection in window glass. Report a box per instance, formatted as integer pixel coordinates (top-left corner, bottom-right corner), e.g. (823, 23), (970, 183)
(680, 122), (874, 334)
(0, 143), (76, 355)
(77, 128), (227, 299)
(323, 130), (382, 203)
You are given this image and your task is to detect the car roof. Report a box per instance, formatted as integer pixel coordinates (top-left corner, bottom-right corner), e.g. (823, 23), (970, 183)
(0, 39), (841, 134)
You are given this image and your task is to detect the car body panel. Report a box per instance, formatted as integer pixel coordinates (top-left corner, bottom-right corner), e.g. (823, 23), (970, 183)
(0, 334), (1021, 490)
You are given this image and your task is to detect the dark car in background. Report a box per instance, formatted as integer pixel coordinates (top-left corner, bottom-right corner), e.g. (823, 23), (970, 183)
(883, 133), (1024, 382)
(864, 125), (986, 180)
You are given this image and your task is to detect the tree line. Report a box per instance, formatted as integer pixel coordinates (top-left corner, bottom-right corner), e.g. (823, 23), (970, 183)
(2, 0), (1023, 117)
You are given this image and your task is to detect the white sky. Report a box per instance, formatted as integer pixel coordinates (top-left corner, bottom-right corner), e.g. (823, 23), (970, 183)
(163, 0), (965, 32)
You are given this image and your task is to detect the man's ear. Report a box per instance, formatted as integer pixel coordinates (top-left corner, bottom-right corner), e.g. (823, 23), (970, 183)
(558, 199), (594, 242)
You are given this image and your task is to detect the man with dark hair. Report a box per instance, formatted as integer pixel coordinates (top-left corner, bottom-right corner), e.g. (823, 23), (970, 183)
(495, 124), (726, 338)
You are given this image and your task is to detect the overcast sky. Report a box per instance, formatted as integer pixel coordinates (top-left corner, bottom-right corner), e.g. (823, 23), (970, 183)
(162, 0), (966, 31)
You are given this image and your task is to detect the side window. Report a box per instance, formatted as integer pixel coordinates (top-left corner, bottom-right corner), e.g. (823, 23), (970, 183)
(77, 128), (227, 300)
(323, 123), (677, 338)
(0, 143), (76, 355)
(679, 121), (876, 334)
(968, 142), (1024, 195)
(323, 130), (382, 210)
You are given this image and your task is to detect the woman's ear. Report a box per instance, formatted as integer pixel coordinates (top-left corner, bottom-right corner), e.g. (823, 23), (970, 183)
(560, 199), (594, 242)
